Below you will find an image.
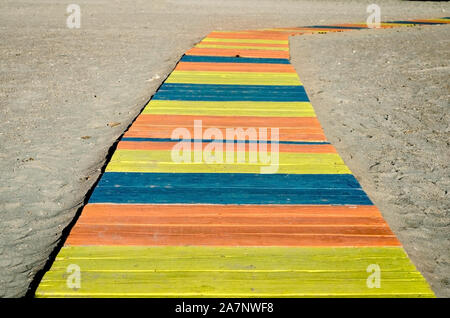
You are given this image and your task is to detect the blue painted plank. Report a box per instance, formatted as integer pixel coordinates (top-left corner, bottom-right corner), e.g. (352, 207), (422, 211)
(89, 172), (372, 205)
(153, 83), (309, 102)
(95, 172), (363, 189)
(89, 187), (372, 205)
(152, 95), (309, 102)
(180, 55), (291, 64)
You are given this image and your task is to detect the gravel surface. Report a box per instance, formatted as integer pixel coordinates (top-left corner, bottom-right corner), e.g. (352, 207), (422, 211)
(0, 0), (448, 297)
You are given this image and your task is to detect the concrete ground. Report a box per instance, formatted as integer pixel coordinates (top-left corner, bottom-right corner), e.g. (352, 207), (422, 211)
(0, 0), (448, 297)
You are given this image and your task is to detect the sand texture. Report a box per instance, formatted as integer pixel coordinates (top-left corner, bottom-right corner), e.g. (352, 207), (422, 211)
(0, 0), (449, 297)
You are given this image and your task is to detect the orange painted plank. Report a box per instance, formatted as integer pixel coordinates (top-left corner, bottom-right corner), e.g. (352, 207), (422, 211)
(207, 32), (289, 40)
(123, 127), (326, 142)
(175, 62), (296, 73)
(124, 115), (327, 142)
(65, 226), (400, 247)
(82, 204), (385, 217)
(132, 115), (322, 128)
(117, 141), (336, 153)
(70, 224), (395, 236)
(199, 41), (289, 48)
(127, 126), (324, 136)
(73, 204), (389, 223)
(64, 204), (400, 247)
(125, 126), (324, 136)
(186, 47), (290, 58)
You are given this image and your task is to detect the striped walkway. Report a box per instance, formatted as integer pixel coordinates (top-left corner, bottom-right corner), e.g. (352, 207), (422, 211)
(36, 17), (449, 297)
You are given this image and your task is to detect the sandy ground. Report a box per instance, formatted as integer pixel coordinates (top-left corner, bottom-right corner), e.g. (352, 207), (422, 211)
(0, 0), (449, 297)
(290, 25), (450, 297)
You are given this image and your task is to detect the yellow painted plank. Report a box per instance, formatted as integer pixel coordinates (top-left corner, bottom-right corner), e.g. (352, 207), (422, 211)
(36, 246), (434, 298)
(105, 150), (351, 174)
(165, 71), (302, 86)
(143, 100), (316, 117)
(424, 19), (450, 23)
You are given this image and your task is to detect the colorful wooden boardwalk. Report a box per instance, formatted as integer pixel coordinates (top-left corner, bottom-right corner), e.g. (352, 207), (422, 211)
(36, 17), (449, 297)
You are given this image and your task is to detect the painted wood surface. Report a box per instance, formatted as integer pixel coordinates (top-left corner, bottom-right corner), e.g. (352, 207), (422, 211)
(180, 56), (291, 64)
(88, 173), (371, 205)
(36, 17), (450, 298)
(141, 100), (316, 117)
(37, 246), (432, 297)
(175, 62), (296, 72)
(153, 84), (307, 101)
(104, 150), (352, 174)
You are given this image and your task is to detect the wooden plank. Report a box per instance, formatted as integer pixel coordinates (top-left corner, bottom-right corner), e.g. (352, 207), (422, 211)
(65, 226), (399, 246)
(87, 187), (372, 205)
(198, 41), (289, 48)
(175, 62), (296, 73)
(105, 150), (352, 174)
(180, 55), (291, 64)
(87, 172), (371, 205)
(165, 71), (301, 86)
(124, 114), (326, 142)
(156, 83), (307, 92)
(142, 100), (316, 117)
(130, 114), (322, 127)
(412, 19), (449, 24)
(195, 44), (289, 51)
(123, 128), (325, 142)
(95, 172), (362, 190)
(75, 204), (388, 222)
(35, 246), (433, 298)
(206, 32), (289, 40)
(67, 204), (393, 247)
(117, 141), (335, 153)
(153, 84), (309, 102)
(186, 47), (290, 59)
(202, 38), (289, 44)
(125, 126), (324, 136)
